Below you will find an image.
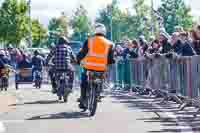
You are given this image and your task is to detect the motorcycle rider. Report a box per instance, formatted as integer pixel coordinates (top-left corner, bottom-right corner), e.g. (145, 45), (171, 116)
(77, 23), (115, 110)
(32, 50), (44, 87)
(46, 36), (76, 102)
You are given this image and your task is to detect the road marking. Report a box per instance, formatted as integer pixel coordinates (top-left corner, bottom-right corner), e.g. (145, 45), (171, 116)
(0, 121), (5, 133)
(1, 120), (25, 123)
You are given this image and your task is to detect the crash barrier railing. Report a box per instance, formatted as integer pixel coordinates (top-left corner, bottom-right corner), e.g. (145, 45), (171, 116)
(107, 55), (200, 117)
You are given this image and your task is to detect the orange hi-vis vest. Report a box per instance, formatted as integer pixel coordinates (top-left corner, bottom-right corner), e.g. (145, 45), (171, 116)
(81, 36), (112, 71)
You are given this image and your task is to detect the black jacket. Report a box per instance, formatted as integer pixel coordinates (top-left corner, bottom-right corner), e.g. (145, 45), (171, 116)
(173, 40), (196, 56)
(77, 34), (115, 65)
(32, 55), (44, 70)
(123, 48), (138, 59)
(160, 40), (173, 54)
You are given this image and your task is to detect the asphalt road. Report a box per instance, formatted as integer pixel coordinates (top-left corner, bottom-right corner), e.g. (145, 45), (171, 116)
(0, 84), (199, 133)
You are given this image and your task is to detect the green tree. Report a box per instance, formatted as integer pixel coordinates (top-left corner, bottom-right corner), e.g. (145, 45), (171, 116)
(96, 0), (153, 41)
(158, 0), (193, 34)
(131, 0), (152, 38)
(96, 0), (129, 41)
(0, 0), (29, 47)
(47, 12), (69, 45)
(70, 5), (92, 41)
(31, 19), (47, 47)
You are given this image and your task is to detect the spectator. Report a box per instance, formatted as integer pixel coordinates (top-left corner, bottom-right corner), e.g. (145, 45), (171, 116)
(114, 44), (124, 57)
(138, 35), (148, 56)
(159, 31), (172, 54)
(0, 51), (10, 69)
(17, 53), (32, 69)
(130, 39), (139, 58)
(148, 39), (160, 54)
(191, 25), (200, 55)
(123, 40), (139, 59)
(15, 48), (23, 64)
(171, 32), (195, 56)
(175, 26), (184, 33)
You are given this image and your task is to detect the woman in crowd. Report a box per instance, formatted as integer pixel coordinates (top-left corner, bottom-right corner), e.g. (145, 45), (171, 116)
(170, 32), (194, 56)
(148, 39), (161, 54)
(191, 25), (200, 55)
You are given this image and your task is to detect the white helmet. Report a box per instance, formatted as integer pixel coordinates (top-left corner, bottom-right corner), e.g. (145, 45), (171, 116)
(95, 23), (106, 36)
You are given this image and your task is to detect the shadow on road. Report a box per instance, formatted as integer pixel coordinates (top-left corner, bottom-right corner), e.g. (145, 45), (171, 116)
(9, 100), (60, 106)
(27, 112), (88, 120)
(109, 91), (200, 133)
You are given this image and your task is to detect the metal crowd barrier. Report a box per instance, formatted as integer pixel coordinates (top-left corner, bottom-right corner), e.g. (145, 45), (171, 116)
(107, 55), (200, 116)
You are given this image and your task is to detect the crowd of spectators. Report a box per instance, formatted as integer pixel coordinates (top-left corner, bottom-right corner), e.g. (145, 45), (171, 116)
(113, 25), (200, 60)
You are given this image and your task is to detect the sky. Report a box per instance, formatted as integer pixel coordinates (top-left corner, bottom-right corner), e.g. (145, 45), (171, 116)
(1, 0), (200, 25)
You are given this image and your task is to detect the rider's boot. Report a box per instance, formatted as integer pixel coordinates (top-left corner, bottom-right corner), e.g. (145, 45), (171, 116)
(63, 89), (71, 103)
(58, 96), (62, 101)
(79, 99), (87, 112)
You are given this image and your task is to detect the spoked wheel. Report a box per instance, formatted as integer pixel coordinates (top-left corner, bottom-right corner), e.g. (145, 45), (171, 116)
(87, 83), (98, 117)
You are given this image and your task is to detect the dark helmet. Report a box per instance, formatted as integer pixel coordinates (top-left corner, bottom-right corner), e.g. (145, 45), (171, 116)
(34, 50), (39, 56)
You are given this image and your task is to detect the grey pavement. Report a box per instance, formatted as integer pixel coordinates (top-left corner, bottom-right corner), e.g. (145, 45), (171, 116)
(0, 84), (199, 133)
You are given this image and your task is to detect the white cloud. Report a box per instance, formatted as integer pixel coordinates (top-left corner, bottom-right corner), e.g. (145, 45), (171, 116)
(1, 0), (199, 25)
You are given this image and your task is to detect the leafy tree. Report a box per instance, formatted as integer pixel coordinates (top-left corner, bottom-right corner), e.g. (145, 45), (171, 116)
(131, 0), (152, 38)
(31, 19), (47, 47)
(47, 12), (69, 45)
(96, 0), (129, 41)
(70, 5), (92, 41)
(0, 0), (29, 47)
(158, 0), (193, 34)
(96, 0), (152, 41)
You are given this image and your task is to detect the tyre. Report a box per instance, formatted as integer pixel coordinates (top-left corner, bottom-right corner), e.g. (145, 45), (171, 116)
(39, 81), (41, 88)
(88, 83), (98, 117)
(15, 83), (18, 90)
(63, 88), (71, 103)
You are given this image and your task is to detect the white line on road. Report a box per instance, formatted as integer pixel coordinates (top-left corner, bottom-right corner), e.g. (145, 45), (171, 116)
(0, 121), (5, 133)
